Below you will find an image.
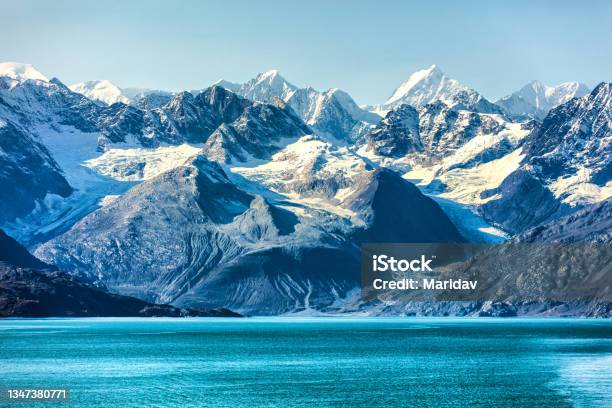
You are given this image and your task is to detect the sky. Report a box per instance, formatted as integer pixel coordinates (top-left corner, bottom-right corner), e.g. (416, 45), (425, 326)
(1, 0), (611, 105)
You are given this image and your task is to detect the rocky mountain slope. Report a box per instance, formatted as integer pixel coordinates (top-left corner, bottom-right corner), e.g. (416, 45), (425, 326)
(361, 100), (513, 161)
(518, 198), (612, 244)
(481, 83), (611, 233)
(355, 199), (612, 318)
(97, 85), (311, 154)
(0, 230), (240, 317)
(459, 200), (612, 317)
(1, 70), (308, 153)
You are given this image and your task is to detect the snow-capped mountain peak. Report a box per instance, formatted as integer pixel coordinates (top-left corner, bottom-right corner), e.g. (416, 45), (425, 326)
(383, 65), (501, 114)
(69, 79), (130, 105)
(239, 69), (297, 102)
(384, 65), (462, 107)
(496, 80), (591, 120)
(385, 64), (450, 105)
(544, 81), (590, 106)
(0, 62), (48, 82)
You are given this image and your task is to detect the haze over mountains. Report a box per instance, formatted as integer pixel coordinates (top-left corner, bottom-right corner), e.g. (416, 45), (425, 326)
(0, 61), (609, 316)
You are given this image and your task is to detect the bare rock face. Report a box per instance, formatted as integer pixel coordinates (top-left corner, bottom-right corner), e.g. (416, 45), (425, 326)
(0, 230), (55, 270)
(364, 105), (421, 157)
(233, 196), (299, 242)
(362, 100), (507, 160)
(446, 202), (612, 317)
(98, 85), (311, 158)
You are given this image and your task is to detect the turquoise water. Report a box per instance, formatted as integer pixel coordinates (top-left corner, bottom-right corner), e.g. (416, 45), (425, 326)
(0, 318), (611, 407)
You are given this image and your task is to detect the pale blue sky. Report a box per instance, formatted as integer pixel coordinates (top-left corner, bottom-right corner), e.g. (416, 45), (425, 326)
(1, 0), (610, 104)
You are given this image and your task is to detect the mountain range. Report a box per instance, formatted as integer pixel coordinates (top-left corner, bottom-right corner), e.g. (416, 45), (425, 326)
(0, 61), (609, 316)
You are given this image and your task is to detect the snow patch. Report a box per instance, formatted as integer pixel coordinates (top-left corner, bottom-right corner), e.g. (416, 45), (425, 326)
(550, 168), (612, 206)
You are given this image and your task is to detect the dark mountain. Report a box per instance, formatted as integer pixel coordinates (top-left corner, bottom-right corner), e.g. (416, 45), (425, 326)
(178, 167), (467, 314)
(479, 169), (571, 234)
(367, 200), (612, 318)
(201, 96), (311, 163)
(450, 201), (612, 317)
(417, 101), (505, 157)
(0, 121), (72, 224)
(0, 267), (240, 318)
(345, 168), (466, 243)
(35, 155), (309, 311)
(0, 229), (54, 270)
(0, 229), (240, 317)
